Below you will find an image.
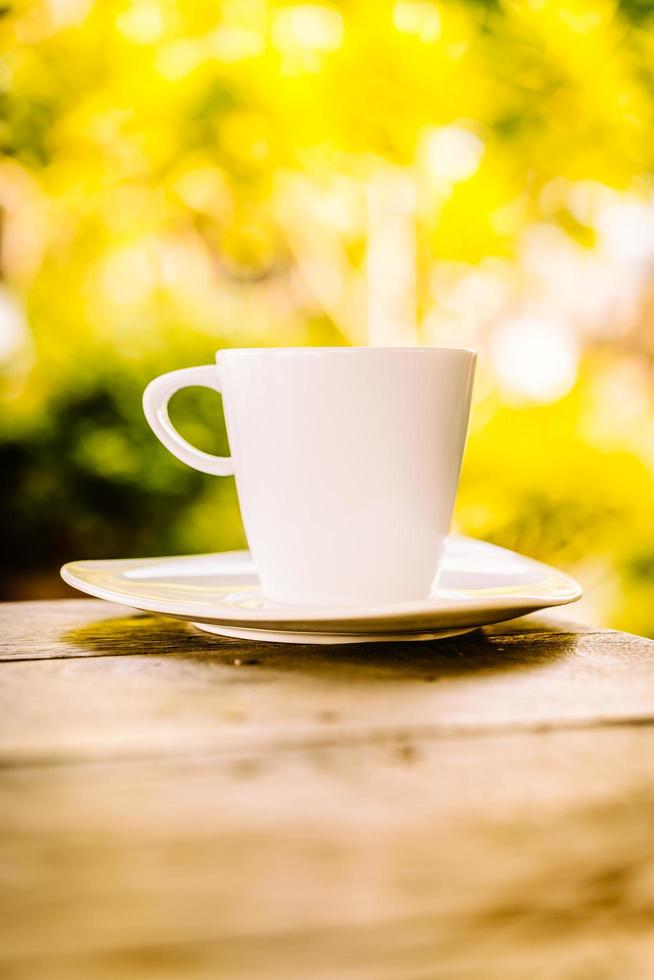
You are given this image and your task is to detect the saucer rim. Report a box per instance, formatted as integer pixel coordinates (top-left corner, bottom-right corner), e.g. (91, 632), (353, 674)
(61, 535), (583, 631)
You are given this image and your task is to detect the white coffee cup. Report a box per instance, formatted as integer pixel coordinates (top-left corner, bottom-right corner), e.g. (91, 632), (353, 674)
(143, 347), (476, 607)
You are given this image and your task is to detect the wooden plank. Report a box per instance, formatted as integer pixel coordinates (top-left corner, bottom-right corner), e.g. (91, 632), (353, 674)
(0, 600), (204, 662)
(0, 602), (653, 764)
(2, 601), (654, 978)
(2, 726), (654, 978)
(0, 599), (598, 663)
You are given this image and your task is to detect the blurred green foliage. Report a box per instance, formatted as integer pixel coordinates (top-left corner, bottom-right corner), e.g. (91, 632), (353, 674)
(0, 0), (653, 632)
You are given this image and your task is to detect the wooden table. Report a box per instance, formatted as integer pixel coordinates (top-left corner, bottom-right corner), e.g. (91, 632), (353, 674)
(2, 599), (654, 979)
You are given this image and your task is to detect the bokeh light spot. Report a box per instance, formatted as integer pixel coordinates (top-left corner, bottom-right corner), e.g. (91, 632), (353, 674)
(393, 1), (441, 42)
(491, 317), (579, 404)
(421, 126), (484, 184)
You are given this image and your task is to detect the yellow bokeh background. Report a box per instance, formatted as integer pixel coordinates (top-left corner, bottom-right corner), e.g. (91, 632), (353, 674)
(1, 0), (653, 631)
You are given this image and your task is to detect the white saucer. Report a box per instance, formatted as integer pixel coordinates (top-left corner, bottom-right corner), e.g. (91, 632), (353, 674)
(61, 536), (581, 644)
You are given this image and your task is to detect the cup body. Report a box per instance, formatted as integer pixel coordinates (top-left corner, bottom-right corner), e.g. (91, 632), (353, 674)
(217, 347), (475, 606)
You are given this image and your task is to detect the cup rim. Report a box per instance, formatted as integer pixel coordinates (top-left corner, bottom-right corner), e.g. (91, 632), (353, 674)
(217, 346), (477, 357)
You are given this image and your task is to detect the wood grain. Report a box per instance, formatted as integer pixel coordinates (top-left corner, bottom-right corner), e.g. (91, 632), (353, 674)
(3, 730), (654, 979)
(0, 598), (597, 663)
(2, 600), (654, 980)
(0, 602), (652, 765)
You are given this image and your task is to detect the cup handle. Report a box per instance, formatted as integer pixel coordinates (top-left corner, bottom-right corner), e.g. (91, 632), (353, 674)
(143, 365), (235, 476)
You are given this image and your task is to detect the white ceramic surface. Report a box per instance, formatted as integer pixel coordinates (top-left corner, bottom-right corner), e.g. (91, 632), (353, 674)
(61, 536), (582, 642)
(143, 347), (476, 606)
(194, 623), (475, 645)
